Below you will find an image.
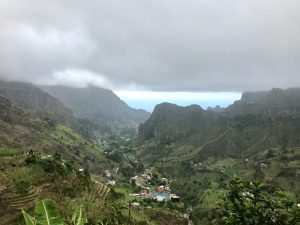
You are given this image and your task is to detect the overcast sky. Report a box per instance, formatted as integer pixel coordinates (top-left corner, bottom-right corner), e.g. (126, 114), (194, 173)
(0, 1), (299, 110)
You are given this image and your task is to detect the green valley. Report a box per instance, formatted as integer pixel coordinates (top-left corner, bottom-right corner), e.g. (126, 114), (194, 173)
(0, 83), (299, 225)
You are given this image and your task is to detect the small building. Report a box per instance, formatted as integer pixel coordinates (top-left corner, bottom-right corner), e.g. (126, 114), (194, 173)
(155, 196), (165, 202)
(170, 194), (180, 203)
(161, 178), (169, 184)
(141, 173), (151, 180)
(165, 186), (171, 191)
(260, 163), (268, 168)
(104, 170), (112, 178)
(107, 180), (116, 186)
(131, 202), (140, 207)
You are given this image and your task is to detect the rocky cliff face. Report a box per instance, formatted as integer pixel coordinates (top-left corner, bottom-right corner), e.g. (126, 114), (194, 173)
(0, 96), (25, 125)
(139, 103), (215, 142)
(229, 88), (300, 117)
(241, 88), (300, 105)
(138, 88), (300, 158)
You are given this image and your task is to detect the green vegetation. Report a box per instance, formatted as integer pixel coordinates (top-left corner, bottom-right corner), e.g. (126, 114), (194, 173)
(218, 178), (300, 225)
(1, 85), (300, 224)
(0, 147), (21, 157)
(22, 199), (87, 225)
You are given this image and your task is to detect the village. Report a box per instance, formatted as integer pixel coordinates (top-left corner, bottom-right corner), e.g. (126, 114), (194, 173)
(129, 169), (180, 204)
(103, 167), (180, 205)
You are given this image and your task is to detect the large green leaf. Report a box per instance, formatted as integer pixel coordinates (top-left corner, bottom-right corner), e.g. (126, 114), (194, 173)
(71, 205), (87, 225)
(22, 210), (37, 225)
(35, 199), (63, 225)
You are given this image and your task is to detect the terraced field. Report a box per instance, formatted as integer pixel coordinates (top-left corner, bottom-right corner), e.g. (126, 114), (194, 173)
(85, 181), (110, 203)
(0, 185), (46, 224)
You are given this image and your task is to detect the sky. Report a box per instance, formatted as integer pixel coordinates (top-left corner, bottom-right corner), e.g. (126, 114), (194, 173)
(115, 91), (241, 112)
(0, 1), (299, 110)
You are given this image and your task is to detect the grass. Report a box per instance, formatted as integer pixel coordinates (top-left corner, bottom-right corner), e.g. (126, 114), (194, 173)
(199, 188), (226, 208)
(0, 156), (45, 187)
(51, 124), (87, 146)
(114, 186), (139, 202)
(128, 208), (157, 225)
(0, 147), (22, 157)
(51, 124), (105, 155)
(146, 144), (300, 216)
(211, 158), (238, 169)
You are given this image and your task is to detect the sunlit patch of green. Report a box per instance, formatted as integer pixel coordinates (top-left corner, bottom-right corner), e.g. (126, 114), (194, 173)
(114, 186), (139, 202)
(0, 147), (22, 157)
(199, 188), (226, 208)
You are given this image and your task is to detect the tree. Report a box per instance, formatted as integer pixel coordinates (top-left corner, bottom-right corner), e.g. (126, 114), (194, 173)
(53, 151), (62, 161)
(266, 149), (274, 158)
(219, 178), (300, 225)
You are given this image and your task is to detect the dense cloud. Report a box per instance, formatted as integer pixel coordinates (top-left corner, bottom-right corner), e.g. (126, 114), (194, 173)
(0, 0), (299, 91)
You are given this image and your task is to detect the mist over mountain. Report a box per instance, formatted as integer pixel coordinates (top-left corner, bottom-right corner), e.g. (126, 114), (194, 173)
(227, 88), (300, 117)
(241, 87), (300, 104)
(0, 80), (76, 127)
(41, 85), (150, 128)
(0, 95), (26, 125)
(1, 1), (300, 224)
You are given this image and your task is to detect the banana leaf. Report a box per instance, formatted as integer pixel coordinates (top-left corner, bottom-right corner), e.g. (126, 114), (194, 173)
(35, 199), (63, 225)
(71, 205), (87, 225)
(22, 210), (37, 225)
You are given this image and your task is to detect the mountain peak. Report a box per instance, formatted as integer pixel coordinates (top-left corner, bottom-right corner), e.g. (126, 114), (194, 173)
(41, 85), (150, 126)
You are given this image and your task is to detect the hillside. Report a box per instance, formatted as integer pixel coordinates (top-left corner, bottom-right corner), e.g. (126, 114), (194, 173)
(138, 103), (218, 144)
(139, 88), (300, 151)
(41, 85), (150, 128)
(0, 95), (186, 225)
(0, 95), (26, 125)
(0, 94), (116, 173)
(241, 87), (300, 104)
(0, 80), (77, 127)
(135, 88), (300, 224)
(0, 86), (299, 225)
(0, 80), (117, 139)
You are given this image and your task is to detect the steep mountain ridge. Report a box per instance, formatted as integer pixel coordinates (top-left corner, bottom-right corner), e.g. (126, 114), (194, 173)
(0, 94), (115, 172)
(0, 96), (26, 125)
(227, 88), (300, 117)
(41, 85), (150, 128)
(0, 80), (76, 127)
(241, 87), (300, 104)
(135, 89), (300, 223)
(139, 103), (217, 143)
(138, 88), (300, 159)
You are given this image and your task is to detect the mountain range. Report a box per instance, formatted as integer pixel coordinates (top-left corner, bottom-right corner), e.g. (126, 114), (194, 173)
(40, 85), (150, 128)
(0, 80), (150, 138)
(0, 82), (299, 225)
(0, 80), (76, 127)
(138, 88), (300, 160)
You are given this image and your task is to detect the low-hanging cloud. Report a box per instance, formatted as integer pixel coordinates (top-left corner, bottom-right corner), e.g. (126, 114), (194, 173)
(36, 69), (112, 88)
(0, 0), (299, 92)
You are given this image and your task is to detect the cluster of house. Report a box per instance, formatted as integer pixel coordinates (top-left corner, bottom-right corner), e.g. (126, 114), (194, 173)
(130, 170), (180, 203)
(104, 169), (116, 186)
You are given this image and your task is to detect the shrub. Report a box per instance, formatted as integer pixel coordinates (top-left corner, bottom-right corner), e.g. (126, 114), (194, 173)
(25, 154), (38, 164)
(218, 178), (300, 225)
